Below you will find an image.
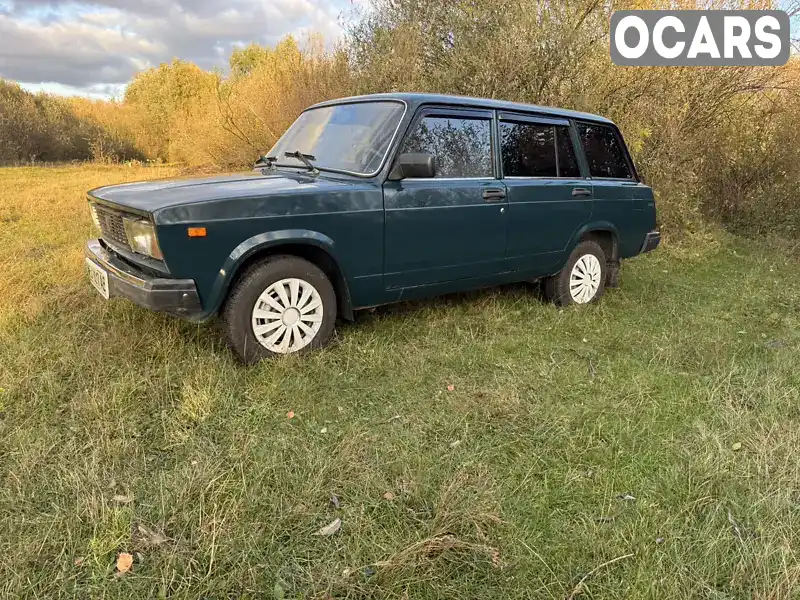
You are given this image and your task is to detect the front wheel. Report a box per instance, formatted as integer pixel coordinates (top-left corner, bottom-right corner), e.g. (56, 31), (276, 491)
(222, 256), (337, 364)
(544, 240), (607, 307)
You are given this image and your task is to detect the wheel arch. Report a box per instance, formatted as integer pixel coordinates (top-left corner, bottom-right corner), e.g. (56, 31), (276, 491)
(571, 222), (619, 263)
(210, 230), (354, 320)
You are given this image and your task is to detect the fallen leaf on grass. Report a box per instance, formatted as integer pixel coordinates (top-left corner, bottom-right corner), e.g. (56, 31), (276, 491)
(330, 494), (340, 508)
(382, 491), (395, 501)
(136, 523), (169, 547)
(727, 510), (758, 541)
(731, 442), (742, 451)
(112, 494), (133, 504)
(314, 518), (341, 536)
(273, 581), (285, 599)
(728, 510), (743, 541)
(115, 552), (133, 574)
(449, 440), (461, 449)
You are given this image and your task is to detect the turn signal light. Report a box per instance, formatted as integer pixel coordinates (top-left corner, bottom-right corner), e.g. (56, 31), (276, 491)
(188, 227), (207, 238)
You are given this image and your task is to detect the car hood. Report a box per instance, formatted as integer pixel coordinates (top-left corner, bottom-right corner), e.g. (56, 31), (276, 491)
(88, 171), (358, 214)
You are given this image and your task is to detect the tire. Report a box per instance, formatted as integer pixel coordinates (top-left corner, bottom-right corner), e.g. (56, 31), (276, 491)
(221, 255), (337, 364)
(544, 240), (607, 307)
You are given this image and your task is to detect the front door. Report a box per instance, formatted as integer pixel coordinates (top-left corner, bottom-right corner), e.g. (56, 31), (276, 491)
(383, 108), (508, 289)
(499, 114), (593, 275)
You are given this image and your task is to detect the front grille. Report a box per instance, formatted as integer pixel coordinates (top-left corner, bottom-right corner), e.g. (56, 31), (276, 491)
(92, 203), (131, 251)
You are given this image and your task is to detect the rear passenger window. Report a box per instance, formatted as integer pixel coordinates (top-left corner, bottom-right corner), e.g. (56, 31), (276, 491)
(500, 122), (556, 177)
(500, 121), (582, 178)
(577, 123), (633, 179)
(401, 116), (492, 178)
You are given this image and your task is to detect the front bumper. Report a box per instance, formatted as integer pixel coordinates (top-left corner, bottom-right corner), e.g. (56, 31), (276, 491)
(84, 239), (202, 318)
(640, 230), (661, 254)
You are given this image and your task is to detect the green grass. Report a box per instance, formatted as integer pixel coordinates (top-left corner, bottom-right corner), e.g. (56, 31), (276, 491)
(1, 165), (799, 599)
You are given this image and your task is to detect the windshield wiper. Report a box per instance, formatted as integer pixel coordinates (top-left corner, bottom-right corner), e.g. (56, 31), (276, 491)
(284, 150), (319, 175)
(254, 155), (277, 169)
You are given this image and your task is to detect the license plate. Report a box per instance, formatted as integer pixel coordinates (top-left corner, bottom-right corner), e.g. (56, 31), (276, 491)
(86, 258), (110, 300)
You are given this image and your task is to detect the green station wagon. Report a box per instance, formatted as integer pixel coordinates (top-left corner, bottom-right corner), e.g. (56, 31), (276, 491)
(85, 93), (660, 363)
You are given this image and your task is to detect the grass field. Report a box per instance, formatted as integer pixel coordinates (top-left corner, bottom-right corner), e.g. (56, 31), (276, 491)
(1, 165), (799, 599)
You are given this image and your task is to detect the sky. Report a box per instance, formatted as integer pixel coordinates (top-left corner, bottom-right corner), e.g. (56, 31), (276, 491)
(0, 0), (797, 100)
(0, 0), (365, 99)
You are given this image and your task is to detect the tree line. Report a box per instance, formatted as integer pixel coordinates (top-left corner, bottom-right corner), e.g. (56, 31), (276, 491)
(1, 0), (798, 235)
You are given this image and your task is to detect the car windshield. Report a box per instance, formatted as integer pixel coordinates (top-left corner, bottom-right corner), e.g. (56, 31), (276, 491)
(268, 101), (405, 176)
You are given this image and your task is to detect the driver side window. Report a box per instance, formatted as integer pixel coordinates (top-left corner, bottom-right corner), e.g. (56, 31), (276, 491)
(400, 116), (492, 178)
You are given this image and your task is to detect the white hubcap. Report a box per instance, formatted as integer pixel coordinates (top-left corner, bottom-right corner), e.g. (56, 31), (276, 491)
(569, 254), (602, 304)
(251, 278), (323, 354)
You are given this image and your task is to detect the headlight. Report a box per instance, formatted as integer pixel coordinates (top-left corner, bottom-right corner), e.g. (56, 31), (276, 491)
(123, 217), (163, 260)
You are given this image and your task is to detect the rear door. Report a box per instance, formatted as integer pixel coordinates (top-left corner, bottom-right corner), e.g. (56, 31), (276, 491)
(383, 107), (508, 289)
(575, 122), (640, 256)
(499, 112), (592, 275)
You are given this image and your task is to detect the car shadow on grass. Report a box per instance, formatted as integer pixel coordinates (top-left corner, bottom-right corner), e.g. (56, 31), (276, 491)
(345, 281), (544, 324)
(115, 282), (545, 363)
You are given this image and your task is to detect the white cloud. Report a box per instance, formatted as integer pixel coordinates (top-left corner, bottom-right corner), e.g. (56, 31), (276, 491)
(0, 0), (353, 96)
(20, 81), (127, 99)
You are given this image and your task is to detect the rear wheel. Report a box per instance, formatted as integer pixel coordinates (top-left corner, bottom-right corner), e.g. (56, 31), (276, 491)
(222, 256), (337, 364)
(544, 240), (607, 307)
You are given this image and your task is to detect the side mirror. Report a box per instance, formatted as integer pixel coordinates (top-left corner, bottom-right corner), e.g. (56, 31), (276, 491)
(388, 153), (436, 180)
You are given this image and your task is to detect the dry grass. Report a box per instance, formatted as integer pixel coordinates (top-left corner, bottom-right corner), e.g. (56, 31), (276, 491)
(0, 165), (799, 598)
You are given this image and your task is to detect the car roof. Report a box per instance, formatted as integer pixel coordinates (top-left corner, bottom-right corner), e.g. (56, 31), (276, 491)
(309, 92), (614, 125)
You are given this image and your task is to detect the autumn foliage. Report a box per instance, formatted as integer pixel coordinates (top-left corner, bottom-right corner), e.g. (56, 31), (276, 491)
(0, 0), (798, 234)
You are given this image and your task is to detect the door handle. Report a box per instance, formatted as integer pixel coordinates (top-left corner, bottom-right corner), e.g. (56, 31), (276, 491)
(572, 187), (591, 198)
(482, 188), (506, 202)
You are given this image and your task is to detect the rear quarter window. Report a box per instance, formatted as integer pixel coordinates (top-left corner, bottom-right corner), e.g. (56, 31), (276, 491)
(577, 123), (633, 180)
